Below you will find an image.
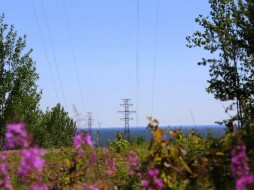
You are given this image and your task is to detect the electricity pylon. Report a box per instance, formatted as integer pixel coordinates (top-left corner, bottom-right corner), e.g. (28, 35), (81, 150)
(85, 112), (94, 134)
(118, 99), (135, 140)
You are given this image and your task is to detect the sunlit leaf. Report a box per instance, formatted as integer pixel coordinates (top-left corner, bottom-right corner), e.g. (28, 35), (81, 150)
(153, 127), (163, 142)
(216, 152), (225, 156)
(180, 159), (193, 174)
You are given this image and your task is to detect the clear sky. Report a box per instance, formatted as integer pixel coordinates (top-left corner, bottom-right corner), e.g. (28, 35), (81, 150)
(1, 0), (230, 128)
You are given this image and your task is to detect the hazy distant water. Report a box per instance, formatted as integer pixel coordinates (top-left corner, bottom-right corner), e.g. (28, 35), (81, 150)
(78, 125), (226, 147)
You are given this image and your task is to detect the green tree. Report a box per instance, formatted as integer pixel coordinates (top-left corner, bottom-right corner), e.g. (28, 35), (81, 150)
(34, 103), (76, 148)
(0, 14), (42, 147)
(186, 0), (254, 127)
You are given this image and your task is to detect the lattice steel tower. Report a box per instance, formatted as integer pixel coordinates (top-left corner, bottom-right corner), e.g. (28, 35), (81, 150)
(85, 112), (94, 134)
(118, 99), (136, 140)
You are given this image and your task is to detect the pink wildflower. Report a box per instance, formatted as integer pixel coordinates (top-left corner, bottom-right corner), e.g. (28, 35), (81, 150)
(236, 175), (254, 190)
(84, 183), (99, 190)
(0, 153), (13, 190)
(127, 150), (140, 175)
(231, 144), (250, 179)
(85, 135), (93, 147)
(103, 148), (117, 175)
(231, 144), (254, 189)
(18, 146), (45, 176)
(73, 135), (83, 150)
(89, 151), (97, 166)
(31, 182), (48, 190)
(141, 180), (149, 187)
(5, 122), (29, 149)
(73, 134), (93, 149)
(141, 168), (164, 190)
(89, 184), (99, 190)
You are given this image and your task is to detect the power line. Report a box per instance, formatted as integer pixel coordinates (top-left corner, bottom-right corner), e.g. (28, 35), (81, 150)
(40, 0), (68, 108)
(62, 0), (87, 115)
(136, 0), (140, 128)
(151, 0), (160, 116)
(76, 0), (101, 127)
(128, 3), (133, 99)
(31, 0), (59, 102)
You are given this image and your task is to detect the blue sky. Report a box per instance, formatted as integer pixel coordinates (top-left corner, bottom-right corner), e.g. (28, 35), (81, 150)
(1, 0), (230, 128)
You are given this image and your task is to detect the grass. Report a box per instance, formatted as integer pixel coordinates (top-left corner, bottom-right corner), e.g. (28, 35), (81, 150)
(2, 142), (149, 189)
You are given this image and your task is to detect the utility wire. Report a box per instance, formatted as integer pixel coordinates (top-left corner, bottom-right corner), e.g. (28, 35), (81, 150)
(128, 6), (133, 99)
(136, 0), (140, 128)
(31, 0), (59, 102)
(76, 0), (101, 127)
(128, 1), (133, 98)
(151, 0), (160, 117)
(62, 0), (86, 115)
(40, 0), (68, 108)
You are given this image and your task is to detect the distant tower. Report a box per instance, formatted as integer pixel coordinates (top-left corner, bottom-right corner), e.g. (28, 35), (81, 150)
(85, 112), (94, 134)
(118, 99), (136, 140)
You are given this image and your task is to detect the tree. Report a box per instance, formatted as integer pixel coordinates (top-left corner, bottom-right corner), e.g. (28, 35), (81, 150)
(34, 103), (76, 148)
(0, 14), (42, 147)
(186, 0), (254, 127)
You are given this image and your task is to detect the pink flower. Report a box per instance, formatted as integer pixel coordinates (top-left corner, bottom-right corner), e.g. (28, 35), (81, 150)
(89, 151), (97, 166)
(231, 144), (250, 179)
(89, 185), (99, 190)
(84, 183), (99, 190)
(0, 153), (13, 190)
(106, 170), (114, 175)
(85, 135), (93, 147)
(18, 146), (45, 176)
(73, 135), (83, 150)
(147, 168), (159, 177)
(128, 150), (140, 175)
(103, 148), (117, 175)
(236, 175), (254, 190)
(31, 182), (48, 190)
(5, 122), (29, 149)
(141, 180), (149, 187)
(141, 167), (164, 190)
(230, 144), (254, 189)
(73, 134), (93, 150)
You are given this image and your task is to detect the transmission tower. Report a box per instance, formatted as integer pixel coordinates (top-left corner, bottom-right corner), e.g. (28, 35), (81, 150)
(118, 99), (136, 140)
(85, 112), (94, 135)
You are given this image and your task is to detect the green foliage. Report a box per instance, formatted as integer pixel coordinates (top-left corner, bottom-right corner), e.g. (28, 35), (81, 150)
(0, 14), (42, 147)
(108, 131), (130, 153)
(143, 118), (243, 189)
(33, 103), (76, 148)
(130, 135), (146, 146)
(186, 0), (254, 127)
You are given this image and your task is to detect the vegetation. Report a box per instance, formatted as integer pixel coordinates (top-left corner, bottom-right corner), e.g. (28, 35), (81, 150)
(1, 0), (254, 189)
(1, 119), (254, 189)
(186, 0), (254, 128)
(33, 103), (76, 148)
(0, 14), (42, 148)
(0, 14), (75, 149)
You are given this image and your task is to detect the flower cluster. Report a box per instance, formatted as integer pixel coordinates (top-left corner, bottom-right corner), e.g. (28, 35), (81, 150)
(141, 168), (164, 190)
(89, 151), (97, 167)
(236, 175), (254, 190)
(0, 153), (13, 190)
(5, 122), (29, 149)
(1, 123), (48, 190)
(73, 134), (93, 155)
(127, 150), (140, 176)
(18, 146), (45, 176)
(83, 183), (99, 190)
(103, 148), (117, 175)
(231, 144), (254, 190)
(31, 182), (48, 190)
(231, 144), (249, 179)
